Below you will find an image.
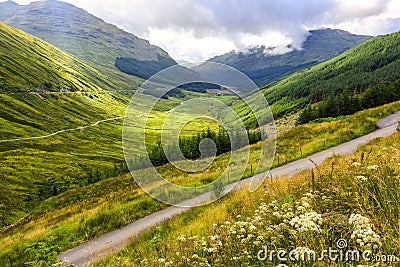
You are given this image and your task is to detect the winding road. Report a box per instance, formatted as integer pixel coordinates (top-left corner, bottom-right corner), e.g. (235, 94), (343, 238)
(0, 117), (123, 143)
(59, 111), (400, 266)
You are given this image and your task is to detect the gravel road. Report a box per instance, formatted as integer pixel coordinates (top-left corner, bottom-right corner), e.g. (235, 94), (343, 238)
(0, 117), (122, 143)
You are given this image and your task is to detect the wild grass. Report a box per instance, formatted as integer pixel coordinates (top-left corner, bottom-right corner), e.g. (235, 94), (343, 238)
(0, 173), (166, 266)
(96, 132), (400, 267)
(1, 101), (399, 266)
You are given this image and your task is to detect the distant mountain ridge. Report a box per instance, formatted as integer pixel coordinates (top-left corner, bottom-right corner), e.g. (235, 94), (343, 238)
(227, 29), (400, 124)
(262, 30), (400, 114)
(202, 29), (371, 86)
(0, 0), (177, 82)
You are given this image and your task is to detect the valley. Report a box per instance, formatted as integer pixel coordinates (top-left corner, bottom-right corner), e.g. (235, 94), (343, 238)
(0, 1), (400, 266)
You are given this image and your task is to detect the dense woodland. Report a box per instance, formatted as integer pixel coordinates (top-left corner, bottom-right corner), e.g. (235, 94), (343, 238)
(297, 80), (400, 124)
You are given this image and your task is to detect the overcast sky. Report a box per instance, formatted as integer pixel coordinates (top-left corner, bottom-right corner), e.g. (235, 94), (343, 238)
(5, 0), (400, 62)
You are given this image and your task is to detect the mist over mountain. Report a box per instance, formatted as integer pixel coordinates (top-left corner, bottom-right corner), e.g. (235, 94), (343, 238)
(200, 29), (371, 86)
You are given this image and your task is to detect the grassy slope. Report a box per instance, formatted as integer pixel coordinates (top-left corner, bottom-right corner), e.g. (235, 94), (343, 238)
(97, 128), (400, 267)
(231, 31), (400, 120)
(0, 21), (189, 229)
(0, 22), (128, 92)
(0, 21), (137, 226)
(0, 92), (127, 225)
(1, 101), (399, 266)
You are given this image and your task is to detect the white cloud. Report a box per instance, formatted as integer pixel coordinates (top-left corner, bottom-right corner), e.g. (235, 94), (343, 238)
(146, 27), (236, 62)
(2, 0), (400, 61)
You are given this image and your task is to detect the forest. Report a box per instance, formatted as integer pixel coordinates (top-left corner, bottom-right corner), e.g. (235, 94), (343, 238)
(297, 79), (400, 124)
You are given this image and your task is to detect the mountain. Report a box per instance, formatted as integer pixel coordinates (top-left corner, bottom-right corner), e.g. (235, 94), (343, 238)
(201, 29), (371, 86)
(229, 30), (400, 123)
(0, 0), (177, 82)
(0, 21), (122, 92)
(262, 30), (400, 116)
(0, 0), (18, 20)
(226, 30), (400, 127)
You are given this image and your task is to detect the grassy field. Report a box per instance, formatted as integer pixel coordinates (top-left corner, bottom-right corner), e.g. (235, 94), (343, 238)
(1, 101), (399, 266)
(97, 127), (400, 267)
(0, 90), (225, 227)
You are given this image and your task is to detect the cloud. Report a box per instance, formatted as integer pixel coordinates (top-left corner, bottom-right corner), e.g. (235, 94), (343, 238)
(3, 0), (400, 61)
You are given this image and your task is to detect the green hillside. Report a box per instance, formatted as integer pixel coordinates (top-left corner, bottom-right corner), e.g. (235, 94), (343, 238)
(0, 0), (176, 84)
(0, 21), (138, 227)
(262, 30), (400, 117)
(201, 29), (370, 86)
(0, 22), (122, 92)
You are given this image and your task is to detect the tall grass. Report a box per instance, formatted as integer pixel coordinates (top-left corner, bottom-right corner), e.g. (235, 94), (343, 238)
(96, 133), (400, 267)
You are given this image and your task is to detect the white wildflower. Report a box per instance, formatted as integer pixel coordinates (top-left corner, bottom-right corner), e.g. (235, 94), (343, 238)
(367, 165), (378, 170)
(304, 192), (313, 198)
(177, 235), (186, 242)
(289, 212), (323, 232)
(207, 247), (216, 253)
(355, 176), (368, 182)
(349, 214), (382, 249)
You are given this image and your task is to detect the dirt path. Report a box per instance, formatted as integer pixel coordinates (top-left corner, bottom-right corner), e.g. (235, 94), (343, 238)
(0, 117), (123, 143)
(59, 113), (400, 266)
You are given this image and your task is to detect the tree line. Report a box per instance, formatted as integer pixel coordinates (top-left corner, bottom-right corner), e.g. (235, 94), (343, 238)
(297, 80), (400, 124)
(132, 128), (262, 169)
